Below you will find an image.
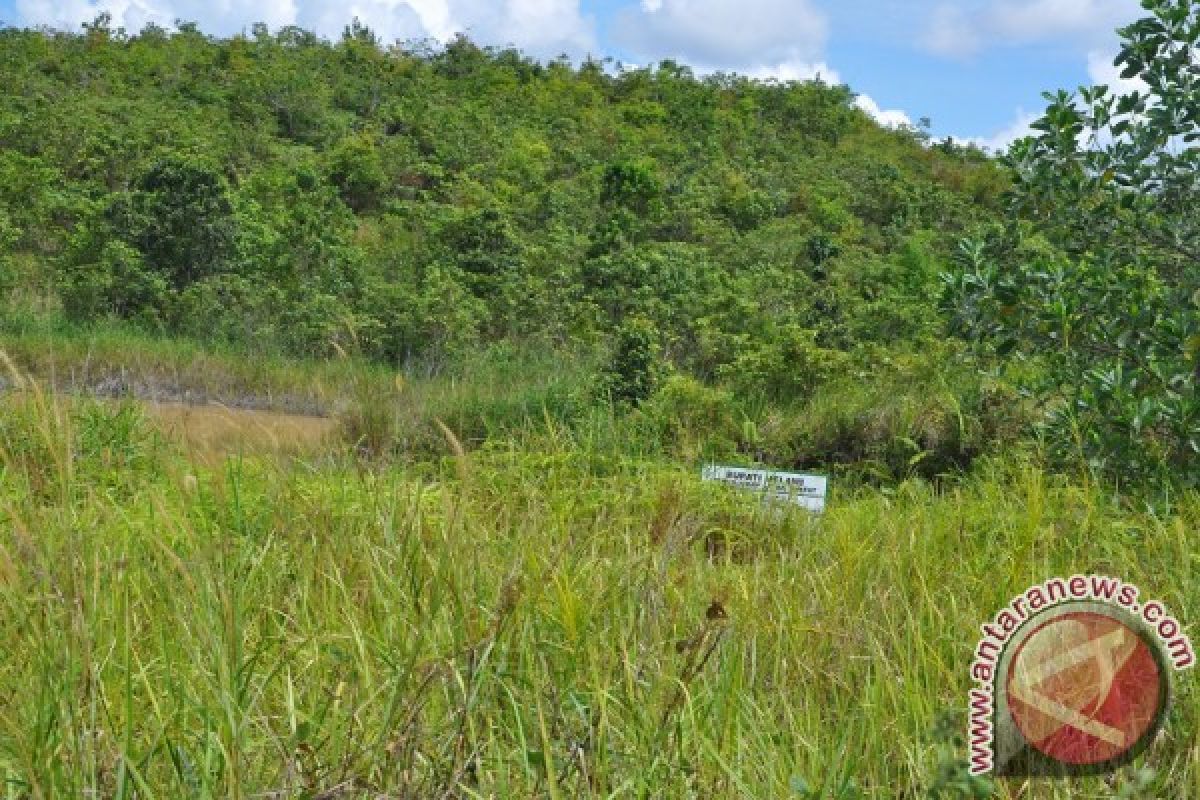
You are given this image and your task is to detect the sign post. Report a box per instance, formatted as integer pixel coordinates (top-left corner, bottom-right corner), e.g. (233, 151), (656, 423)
(701, 465), (828, 513)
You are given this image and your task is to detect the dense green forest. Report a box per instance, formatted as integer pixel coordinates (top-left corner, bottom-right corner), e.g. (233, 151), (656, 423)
(0, 15), (1021, 474)
(0, 17), (1003, 357)
(0, 6), (1196, 485)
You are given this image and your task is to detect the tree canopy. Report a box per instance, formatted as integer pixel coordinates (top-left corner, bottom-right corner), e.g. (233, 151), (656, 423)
(946, 0), (1199, 486)
(0, 15), (1004, 372)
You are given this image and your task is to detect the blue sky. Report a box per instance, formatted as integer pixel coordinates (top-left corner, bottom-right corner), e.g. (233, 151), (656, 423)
(0, 0), (1146, 148)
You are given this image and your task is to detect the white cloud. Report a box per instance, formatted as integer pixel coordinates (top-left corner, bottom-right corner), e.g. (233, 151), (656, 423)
(927, 5), (1151, 153)
(299, 1), (437, 44)
(613, 0), (827, 72)
(741, 58), (840, 84)
(855, 93), (913, 129)
(16, 0), (298, 33)
(955, 107), (1039, 152)
(988, 0), (1137, 42)
(12, 0), (596, 57)
(494, 0), (594, 56)
(1086, 48), (1145, 94)
(922, 0), (1140, 59)
(922, 6), (980, 60)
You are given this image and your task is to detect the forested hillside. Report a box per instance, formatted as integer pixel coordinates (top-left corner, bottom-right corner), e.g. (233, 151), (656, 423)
(2, 5), (1196, 487)
(0, 17), (1035, 483)
(0, 18), (1003, 362)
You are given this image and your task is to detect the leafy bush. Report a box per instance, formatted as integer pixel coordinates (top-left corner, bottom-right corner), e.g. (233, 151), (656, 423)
(719, 325), (849, 404)
(639, 375), (745, 459)
(944, 0), (1200, 489)
(601, 160), (662, 213)
(598, 318), (664, 407)
(717, 173), (776, 232)
(328, 133), (387, 211)
(0, 389), (165, 502)
(60, 239), (168, 323)
(0, 209), (18, 299)
(111, 157), (238, 289)
(169, 274), (284, 347)
(756, 356), (1031, 482)
(806, 233), (840, 267)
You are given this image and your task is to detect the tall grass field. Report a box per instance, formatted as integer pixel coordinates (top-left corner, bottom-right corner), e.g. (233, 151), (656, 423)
(0, 360), (1195, 799)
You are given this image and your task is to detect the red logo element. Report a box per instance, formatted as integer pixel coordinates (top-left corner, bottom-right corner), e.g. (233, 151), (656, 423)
(1005, 610), (1165, 766)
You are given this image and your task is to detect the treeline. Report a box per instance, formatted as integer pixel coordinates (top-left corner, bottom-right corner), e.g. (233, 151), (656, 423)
(0, 17), (1004, 392)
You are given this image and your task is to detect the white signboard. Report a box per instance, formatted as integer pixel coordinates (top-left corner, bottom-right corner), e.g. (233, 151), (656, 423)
(701, 465), (828, 513)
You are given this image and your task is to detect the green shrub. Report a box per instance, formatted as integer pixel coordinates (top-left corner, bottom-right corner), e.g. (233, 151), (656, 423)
(719, 325), (849, 404)
(112, 157), (238, 290)
(639, 375), (744, 460)
(598, 318), (664, 407)
(59, 239), (168, 324)
(601, 160), (662, 213)
(755, 358), (1032, 482)
(0, 389), (166, 503)
(0, 209), (17, 299)
(806, 233), (840, 266)
(717, 173), (776, 232)
(169, 274), (283, 347)
(328, 133), (387, 211)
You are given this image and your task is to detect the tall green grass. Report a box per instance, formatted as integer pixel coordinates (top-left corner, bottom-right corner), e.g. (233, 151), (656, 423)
(338, 343), (595, 459)
(0, 379), (1195, 798)
(2, 316), (1034, 488)
(0, 315), (396, 415)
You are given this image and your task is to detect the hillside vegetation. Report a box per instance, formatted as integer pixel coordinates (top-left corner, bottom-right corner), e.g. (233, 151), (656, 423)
(1, 2), (1199, 797)
(0, 14), (1029, 481)
(0, 17), (1002, 360)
